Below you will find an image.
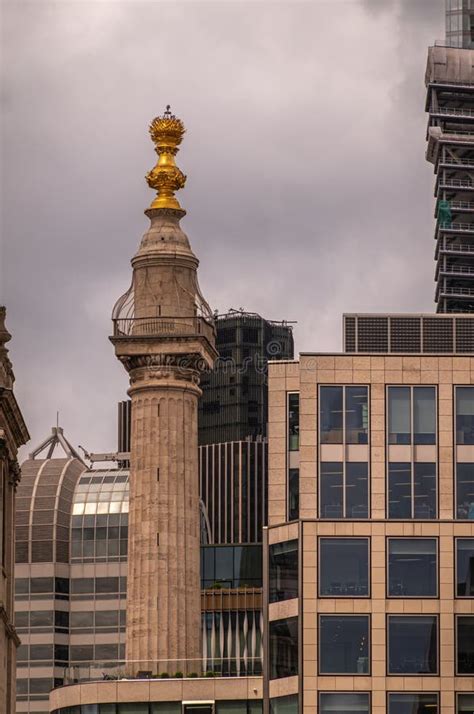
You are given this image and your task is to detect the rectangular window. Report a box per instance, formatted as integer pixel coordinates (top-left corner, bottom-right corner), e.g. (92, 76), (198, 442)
(320, 693), (370, 714)
(456, 463), (474, 519)
(269, 540), (298, 603)
(287, 468), (299, 521)
(388, 386), (436, 445)
(388, 693), (438, 714)
(387, 538), (438, 597)
(288, 393), (299, 451)
(456, 386), (474, 444)
(388, 463), (437, 519)
(458, 694), (474, 713)
(320, 386), (368, 444)
(320, 462), (368, 519)
(319, 538), (369, 597)
(457, 539), (474, 596)
(269, 695), (298, 714)
(319, 615), (370, 674)
(387, 615), (438, 674)
(457, 616), (474, 674)
(269, 617), (298, 679)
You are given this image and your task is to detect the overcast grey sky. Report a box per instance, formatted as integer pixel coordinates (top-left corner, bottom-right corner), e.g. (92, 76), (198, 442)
(1, 0), (444, 456)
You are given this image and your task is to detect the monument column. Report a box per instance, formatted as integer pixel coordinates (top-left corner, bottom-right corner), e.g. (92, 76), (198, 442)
(110, 108), (217, 674)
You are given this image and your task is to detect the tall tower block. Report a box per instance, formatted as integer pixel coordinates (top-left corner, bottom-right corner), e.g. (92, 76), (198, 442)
(110, 108), (217, 672)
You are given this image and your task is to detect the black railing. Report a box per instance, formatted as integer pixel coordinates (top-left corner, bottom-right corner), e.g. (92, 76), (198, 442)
(112, 316), (215, 342)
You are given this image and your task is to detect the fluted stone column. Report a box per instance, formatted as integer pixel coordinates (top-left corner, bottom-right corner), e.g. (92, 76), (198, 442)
(110, 108), (216, 676)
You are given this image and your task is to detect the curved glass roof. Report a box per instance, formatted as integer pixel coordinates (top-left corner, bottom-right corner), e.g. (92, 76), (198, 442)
(72, 469), (129, 516)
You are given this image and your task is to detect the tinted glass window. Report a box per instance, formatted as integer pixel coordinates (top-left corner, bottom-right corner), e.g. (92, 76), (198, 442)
(15, 578), (29, 594)
(269, 695), (298, 714)
(320, 463), (368, 519)
(269, 617), (298, 679)
(346, 386), (369, 444)
(456, 463), (474, 520)
(320, 387), (343, 443)
(457, 539), (474, 596)
(457, 386), (474, 444)
(15, 611), (28, 628)
(388, 616), (438, 674)
(288, 394), (299, 451)
(96, 577), (119, 593)
(30, 577), (53, 593)
(388, 463), (437, 520)
(30, 610), (53, 627)
(388, 539), (437, 597)
(70, 645), (94, 661)
(388, 387), (411, 444)
(30, 644), (53, 660)
(288, 468), (299, 521)
(458, 694), (474, 713)
(70, 611), (94, 628)
(319, 615), (370, 674)
(413, 387), (436, 444)
(457, 616), (474, 674)
(319, 538), (369, 597)
(388, 694), (438, 714)
(320, 693), (370, 713)
(269, 540), (298, 603)
(320, 462), (343, 518)
(71, 578), (94, 594)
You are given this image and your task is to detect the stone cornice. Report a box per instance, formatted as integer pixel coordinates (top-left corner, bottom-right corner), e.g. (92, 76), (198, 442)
(0, 387), (30, 452)
(0, 604), (21, 647)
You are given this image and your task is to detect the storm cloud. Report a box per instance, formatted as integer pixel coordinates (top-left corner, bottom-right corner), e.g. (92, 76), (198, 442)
(1, 0), (444, 455)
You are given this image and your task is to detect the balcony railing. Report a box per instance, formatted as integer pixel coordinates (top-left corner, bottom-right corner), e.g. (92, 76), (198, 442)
(450, 200), (474, 210)
(441, 286), (474, 296)
(440, 156), (474, 166)
(439, 242), (474, 254)
(112, 316), (215, 343)
(440, 265), (474, 275)
(438, 222), (474, 232)
(434, 106), (474, 118)
(439, 178), (474, 188)
(64, 658), (263, 685)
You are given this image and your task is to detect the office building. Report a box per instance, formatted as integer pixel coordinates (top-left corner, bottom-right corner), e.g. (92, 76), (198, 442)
(265, 317), (474, 714)
(446, 1), (474, 49)
(425, 45), (474, 313)
(0, 306), (29, 714)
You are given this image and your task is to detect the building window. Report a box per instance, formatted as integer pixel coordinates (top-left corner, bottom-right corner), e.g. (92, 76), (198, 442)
(319, 694), (370, 714)
(457, 616), (474, 674)
(387, 538), (438, 597)
(269, 695), (298, 714)
(458, 694), (474, 714)
(288, 393), (299, 451)
(456, 539), (474, 596)
(320, 462), (368, 519)
(320, 385), (369, 444)
(456, 386), (474, 444)
(200, 544), (262, 589)
(387, 615), (438, 674)
(287, 468), (299, 521)
(318, 615), (370, 675)
(319, 538), (369, 597)
(456, 463), (474, 520)
(388, 386), (436, 445)
(387, 463), (437, 519)
(269, 617), (298, 679)
(388, 693), (438, 714)
(269, 540), (298, 603)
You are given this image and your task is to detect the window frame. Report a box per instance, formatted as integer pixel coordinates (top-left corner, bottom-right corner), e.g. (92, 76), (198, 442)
(386, 461), (438, 521)
(455, 537), (474, 598)
(455, 614), (474, 676)
(386, 691), (439, 714)
(318, 692), (371, 714)
(318, 536), (371, 599)
(318, 613), (371, 676)
(317, 384), (371, 521)
(386, 614), (439, 676)
(386, 537), (439, 599)
(454, 462), (474, 521)
(287, 392), (299, 452)
(386, 385), (437, 446)
(456, 692), (474, 714)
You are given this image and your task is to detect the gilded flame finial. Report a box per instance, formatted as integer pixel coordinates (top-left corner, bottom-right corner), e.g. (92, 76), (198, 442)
(146, 106), (187, 211)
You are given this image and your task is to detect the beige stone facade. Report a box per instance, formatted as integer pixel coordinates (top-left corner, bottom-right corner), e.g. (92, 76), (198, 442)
(0, 307), (29, 714)
(266, 354), (474, 714)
